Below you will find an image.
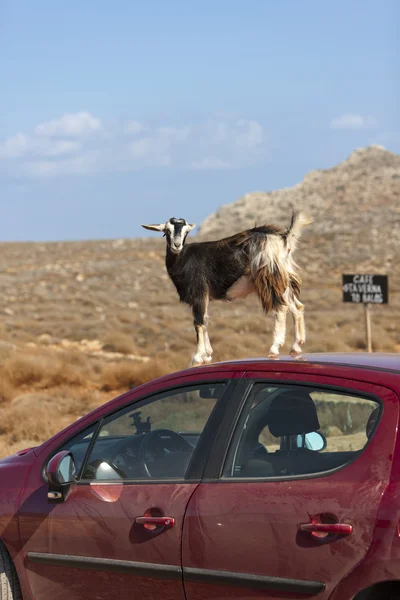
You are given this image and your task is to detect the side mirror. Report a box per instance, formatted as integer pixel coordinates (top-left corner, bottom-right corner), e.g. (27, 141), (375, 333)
(46, 451), (76, 502)
(297, 431), (327, 452)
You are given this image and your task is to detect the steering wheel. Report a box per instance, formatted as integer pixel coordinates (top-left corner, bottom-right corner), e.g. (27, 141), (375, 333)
(137, 429), (193, 478)
(100, 436), (143, 479)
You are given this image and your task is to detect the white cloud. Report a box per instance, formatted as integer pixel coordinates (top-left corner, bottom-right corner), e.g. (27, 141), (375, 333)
(0, 133), (30, 158)
(191, 158), (232, 170)
(127, 126), (192, 167)
(129, 137), (171, 166)
(35, 112), (102, 137)
(211, 122), (230, 144)
(125, 121), (145, 135)
(40, 140), (81, 157)
(330, 113), (378, 130)
(236, 119), (264, 147)
(158, 126), (192, 143)
(26, 153), (98, 177)
(0, 112), (266, 177)
(0, 134), (80, 160)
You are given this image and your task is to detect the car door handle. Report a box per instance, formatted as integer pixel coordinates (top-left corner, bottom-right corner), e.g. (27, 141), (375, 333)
(135, 516), (175, 528)
(300, 523), (353, 536)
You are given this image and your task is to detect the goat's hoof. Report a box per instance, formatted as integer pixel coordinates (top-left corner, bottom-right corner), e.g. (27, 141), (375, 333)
(191, 353), (205, 367)
(203, 355), (212, 364)
(267, 352), (279, 359)
(290, 345), (302, 356)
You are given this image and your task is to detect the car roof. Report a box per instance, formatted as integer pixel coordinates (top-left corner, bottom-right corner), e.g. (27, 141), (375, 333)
(213, 352), (400, 373)
(142, 353), (400, 391)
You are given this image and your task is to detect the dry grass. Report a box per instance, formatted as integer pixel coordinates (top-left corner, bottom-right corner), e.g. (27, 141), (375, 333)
(99, 359), (176, 392)
(0, 342), (183, 457)
(102, 332), (137, 355)
(3, 353), (89, 388)
(0, 379), (14, 405)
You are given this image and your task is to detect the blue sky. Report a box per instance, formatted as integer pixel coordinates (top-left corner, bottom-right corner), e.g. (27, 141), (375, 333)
(1, 0), (398, 241)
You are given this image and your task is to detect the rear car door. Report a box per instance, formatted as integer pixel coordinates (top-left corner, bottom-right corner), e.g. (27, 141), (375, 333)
(18, 373), (239, 600)
(182, 370), (399, 599)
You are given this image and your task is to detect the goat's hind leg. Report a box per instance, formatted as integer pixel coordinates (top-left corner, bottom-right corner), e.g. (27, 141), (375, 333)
(288, 294), (306, 355)
(253, 272), (289, 359)
(204, 329), (213, 362)
(191, 294), (212, 366)
(267, 305), (288, 358)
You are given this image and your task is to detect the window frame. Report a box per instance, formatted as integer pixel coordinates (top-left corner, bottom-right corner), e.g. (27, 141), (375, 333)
(42, 377), (239, 486)
(201, 378), (383, 484)
(41, 420), (103, 483)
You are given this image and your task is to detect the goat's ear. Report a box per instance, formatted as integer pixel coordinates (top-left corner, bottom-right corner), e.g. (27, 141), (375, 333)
(141, 223), (165, 232)
(187, 223), (196, 232)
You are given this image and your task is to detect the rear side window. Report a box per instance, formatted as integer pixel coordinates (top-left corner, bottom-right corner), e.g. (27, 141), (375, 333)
(223, 384), (380, 479)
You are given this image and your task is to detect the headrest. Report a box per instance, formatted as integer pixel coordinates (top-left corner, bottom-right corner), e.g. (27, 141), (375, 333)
(267, 389), (320, 437)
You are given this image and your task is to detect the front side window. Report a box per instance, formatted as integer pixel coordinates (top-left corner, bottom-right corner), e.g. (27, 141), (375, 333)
(81, 382), (227, 481)
(223, 383), (380, 479)
(57, 424), (98, 477)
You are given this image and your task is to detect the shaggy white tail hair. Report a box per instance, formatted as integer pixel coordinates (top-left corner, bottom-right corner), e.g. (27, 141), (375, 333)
(286, 208), (313, 253)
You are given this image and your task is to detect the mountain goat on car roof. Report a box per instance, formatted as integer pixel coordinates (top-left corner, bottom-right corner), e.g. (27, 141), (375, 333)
(142, 208), (312, 366)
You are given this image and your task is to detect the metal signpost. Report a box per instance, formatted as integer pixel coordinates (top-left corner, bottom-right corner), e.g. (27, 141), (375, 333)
(342, 274), (389, 352)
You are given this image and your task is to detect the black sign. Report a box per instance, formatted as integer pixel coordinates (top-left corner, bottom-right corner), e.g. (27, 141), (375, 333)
(342, 274), (388, 304)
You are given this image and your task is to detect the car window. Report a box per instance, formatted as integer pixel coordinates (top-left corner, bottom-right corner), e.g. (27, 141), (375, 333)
(81, 382), (227, 481)
(222, 383), (380, 479)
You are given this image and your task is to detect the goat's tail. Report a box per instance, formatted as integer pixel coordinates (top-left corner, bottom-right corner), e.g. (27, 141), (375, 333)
(285, 207), (313, 254)
(250, 235), (290, 314)
(249, 207), (312, 313)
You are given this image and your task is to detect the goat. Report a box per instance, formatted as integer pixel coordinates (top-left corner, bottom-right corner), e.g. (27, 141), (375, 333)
(142, 209), (312, 366)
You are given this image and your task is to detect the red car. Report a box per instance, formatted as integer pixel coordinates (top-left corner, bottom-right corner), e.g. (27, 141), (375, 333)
(0, 352), (400, 600)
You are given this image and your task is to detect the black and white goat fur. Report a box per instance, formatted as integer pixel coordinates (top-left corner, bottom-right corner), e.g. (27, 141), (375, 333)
(142, 209), (312, 366)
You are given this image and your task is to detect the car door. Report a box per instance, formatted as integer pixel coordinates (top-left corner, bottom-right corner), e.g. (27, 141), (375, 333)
(182, 370), (399, 600)
(18, 374), (239, 600)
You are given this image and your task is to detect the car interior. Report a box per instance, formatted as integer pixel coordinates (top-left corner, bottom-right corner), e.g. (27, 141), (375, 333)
(228, 386), (378, 478)
(82, 423), (199, 480)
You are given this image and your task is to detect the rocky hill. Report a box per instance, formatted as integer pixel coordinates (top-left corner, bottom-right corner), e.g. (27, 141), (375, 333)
(197, 145), (400, 278)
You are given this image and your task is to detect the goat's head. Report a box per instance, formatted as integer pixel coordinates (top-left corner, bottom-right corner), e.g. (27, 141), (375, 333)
(142, 218), (196, 254)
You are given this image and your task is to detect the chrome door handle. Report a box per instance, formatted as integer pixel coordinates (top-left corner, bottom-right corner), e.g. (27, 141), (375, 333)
(300, 522), (352, 537)
(135, 516), (175, 529)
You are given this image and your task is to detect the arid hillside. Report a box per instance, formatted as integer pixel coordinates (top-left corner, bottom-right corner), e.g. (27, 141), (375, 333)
(198, 145), (400, 277)
(0, 145), (398, 457)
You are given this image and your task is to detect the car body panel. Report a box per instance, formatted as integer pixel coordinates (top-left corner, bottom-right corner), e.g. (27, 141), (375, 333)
(19, 480), (196, 600)
(330, 421), (400, 599)
(182, 371), (399, 600)
(0, 450), (36, 600)
(16, 370), (240, 600)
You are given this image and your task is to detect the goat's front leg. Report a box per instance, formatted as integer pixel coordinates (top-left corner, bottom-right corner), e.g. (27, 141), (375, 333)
(289, 295), (306, 355)
(192, 296), (212, 366)
(268, 305), (288, 358)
